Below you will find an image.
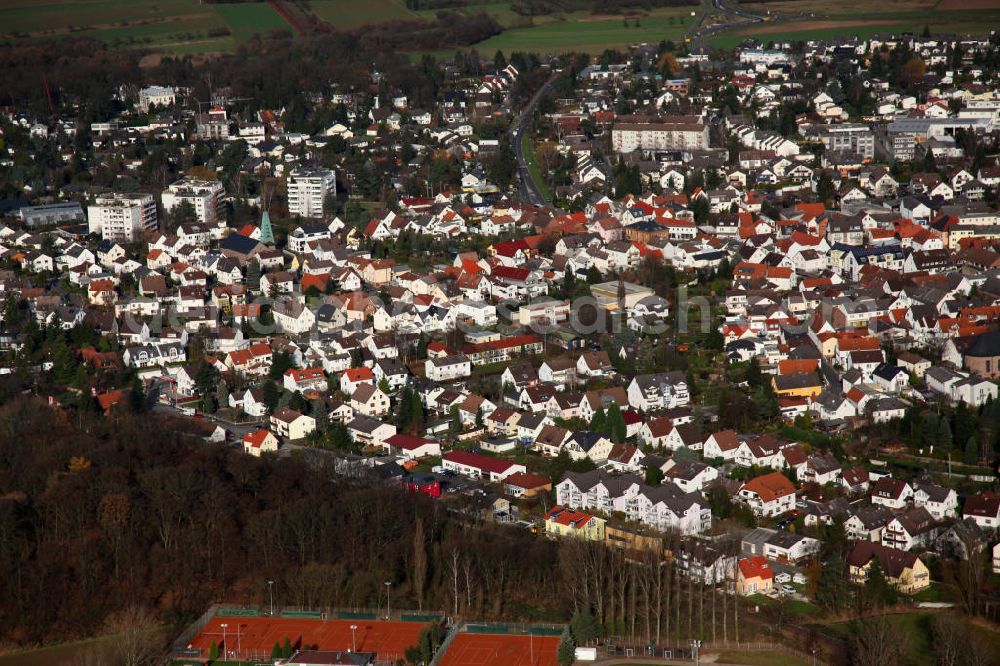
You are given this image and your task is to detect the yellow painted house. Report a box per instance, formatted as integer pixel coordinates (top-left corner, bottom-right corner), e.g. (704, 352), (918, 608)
(847, 542), (930, 594)
(544, 506), (606, 541)
(772, 372), (822, 399)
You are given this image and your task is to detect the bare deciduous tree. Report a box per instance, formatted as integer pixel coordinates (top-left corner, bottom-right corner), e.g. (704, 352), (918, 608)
(106, 606), (164, 666)
(852, 615), (903, 666)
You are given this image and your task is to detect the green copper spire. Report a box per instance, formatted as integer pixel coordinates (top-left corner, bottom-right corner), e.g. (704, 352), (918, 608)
(259, 210), (274, 245)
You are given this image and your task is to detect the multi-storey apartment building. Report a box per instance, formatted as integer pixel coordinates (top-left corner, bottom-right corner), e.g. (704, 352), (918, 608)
(287, 167), (336, 218)
(612, 116), (709, 152)
(87, 193), (157, 242)
(161, 178), (225, 226)
(809, 123), (876, 160)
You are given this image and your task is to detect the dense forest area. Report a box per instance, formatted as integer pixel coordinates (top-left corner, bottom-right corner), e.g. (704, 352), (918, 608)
(0, 397), (567, 645)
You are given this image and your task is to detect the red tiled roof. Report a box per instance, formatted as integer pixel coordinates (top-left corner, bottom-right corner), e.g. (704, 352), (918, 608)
(742, 471), (796, 502)
(242, 428), (273, 448)
(343, 367), (374, 382)
(738, 556), (773, 580)
(384, 433), (437, 451)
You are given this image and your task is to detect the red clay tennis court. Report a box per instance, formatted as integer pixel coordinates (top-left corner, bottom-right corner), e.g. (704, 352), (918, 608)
(183, 616), (431, 661)
(437, 633), (559, 666)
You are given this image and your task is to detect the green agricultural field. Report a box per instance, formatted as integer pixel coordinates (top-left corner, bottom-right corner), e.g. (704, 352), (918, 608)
(0, 0), (297, 53)
(215, 3), (290, 42)
(413, 1), (555, 28)
(76, 18), (219, 49)
(0, 0), (200, 36)
(475, 11), (695, 55)
(713, 3), (1000, 49)
(309, 0), (419, 29)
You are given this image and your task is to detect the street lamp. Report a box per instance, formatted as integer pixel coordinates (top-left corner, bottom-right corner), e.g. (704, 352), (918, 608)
(691, 639), (702, 666)
(268, 580), (275, 616)
(221, 623), (228, 660)
(384, 581), (392, 620)
(350, 624), (358, 653)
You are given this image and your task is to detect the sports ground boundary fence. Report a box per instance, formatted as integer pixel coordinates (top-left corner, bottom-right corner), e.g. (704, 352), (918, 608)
(170, 604), (447, 661)
(601, 639), (823, 664)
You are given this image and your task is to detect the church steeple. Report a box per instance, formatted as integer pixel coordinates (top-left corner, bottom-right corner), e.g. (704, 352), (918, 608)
(259, 210), (274, 245)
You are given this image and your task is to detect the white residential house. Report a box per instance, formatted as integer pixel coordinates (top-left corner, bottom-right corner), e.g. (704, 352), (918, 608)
(426, 354), (472, 382)
(627, 372), (690, 412)
(738, 472), (797, 518)
(242, 429), (279, 456)
(270, 408), (316, 440)
(871, 477), (913, 510)
(913, 483), (958, 520)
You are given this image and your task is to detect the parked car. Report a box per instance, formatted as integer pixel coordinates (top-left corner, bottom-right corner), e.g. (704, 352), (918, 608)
(780, 584), (795, 594)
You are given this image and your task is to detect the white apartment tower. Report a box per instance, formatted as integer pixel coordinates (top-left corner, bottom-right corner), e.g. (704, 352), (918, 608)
(87, 194), (157, 242)
(161, 177), (226, 226)
(287, 168), (336, 218)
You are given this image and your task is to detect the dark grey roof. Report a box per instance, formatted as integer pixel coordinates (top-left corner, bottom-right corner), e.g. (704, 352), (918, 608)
(965, 330), (1000, 358)
(220, 233), (260, 255)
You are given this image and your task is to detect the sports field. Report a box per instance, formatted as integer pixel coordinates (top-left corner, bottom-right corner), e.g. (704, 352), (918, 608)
(437, 633), (560, 666)
(181, 615), (432, 662)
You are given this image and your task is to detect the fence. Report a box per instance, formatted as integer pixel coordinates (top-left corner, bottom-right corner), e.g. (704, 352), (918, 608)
(460, 621), (567, 636)
(602, 640), (824, 665)
(169, 604), (448, 662)
(429, 624), (462, 666)
(170, 604), (220, 657)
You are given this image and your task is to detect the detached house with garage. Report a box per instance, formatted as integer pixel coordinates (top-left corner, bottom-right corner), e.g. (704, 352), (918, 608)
(734, 556), (774, 596)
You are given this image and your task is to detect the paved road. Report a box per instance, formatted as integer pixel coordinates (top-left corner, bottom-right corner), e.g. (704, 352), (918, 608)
(688, 0), (766, 48)
(511, 71), (560, 206)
